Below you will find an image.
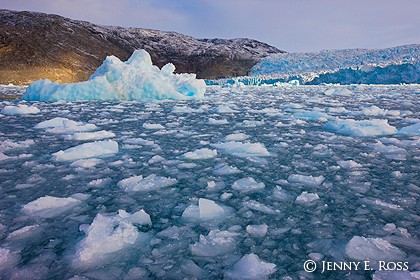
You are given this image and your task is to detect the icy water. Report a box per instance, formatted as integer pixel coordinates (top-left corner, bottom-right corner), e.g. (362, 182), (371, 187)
(0, 85), (419, 279)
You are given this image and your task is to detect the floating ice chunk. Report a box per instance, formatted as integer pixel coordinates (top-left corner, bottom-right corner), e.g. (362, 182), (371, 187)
(295, 192), (320, 205)
(324, 88), (353, 96)
(52, 140), (119, 161)
(337, 160), (363, 169)
(213, 163), (241, 175)
(66, 130), (115, 141)
(273, 186), (293, 201)
(215, 105), (238, 113)
(225, 253), (276, 280)
(308, 252), (324, 261)
(398, 122), (420, 136)
(118, 174), (177, 192)
(242, 120), (265, 127)
(190, 230), (239, 257)
(243, 200), (278, 214)
(180, 260), (204, 278)
(325, 118), (397, 137)
(142, 123), (164, 130)
(70, 158), (102, 168)
(232, 177), (265, 192)
(23, 195), (82, 218)
(287, 174), (325, 186)
(294, 111), (331, 121)
(246, 224), (268, 238)
(148, 155), (165, 164)
(199, 198), (225, 219)
(211, 141), (270, 157)
(208, 118), (229, 125)
(370, 141), (408, 161)
(1, 104), (40, 115)
(282, 103), (303, 109)
(0, 139), (35, 152)
(345, 236), (406, 262)
(0, 248), (20, 271)
(361, 198), (403, 211)
(120, 209), (152, 226)
(182, 198), (226, 221)
(182, 148), (218, 160)
(373, 270), (420, 280)
(172, 105), (203, 113)
(74, 210), (148, 266)
(0, 152), (9, 161)
(35, 117), (97, 134)
(23, 49), (206, 102)
(225, 133), (250, 141)
(289, 79), (300, 86)
(125, 137), (155, 146)
(360, 105), (400, 117)
(7, 225), (40, 240)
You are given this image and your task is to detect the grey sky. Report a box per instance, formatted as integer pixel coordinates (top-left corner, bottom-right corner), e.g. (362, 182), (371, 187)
(2, 0), (419, 52)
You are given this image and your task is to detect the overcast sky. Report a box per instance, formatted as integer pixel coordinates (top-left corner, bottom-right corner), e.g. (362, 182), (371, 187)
(2, 0), (420, 52)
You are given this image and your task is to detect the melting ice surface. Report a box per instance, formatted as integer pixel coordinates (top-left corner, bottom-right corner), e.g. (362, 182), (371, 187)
(0, 84), (419, 279)
(21, 50), (206, 102)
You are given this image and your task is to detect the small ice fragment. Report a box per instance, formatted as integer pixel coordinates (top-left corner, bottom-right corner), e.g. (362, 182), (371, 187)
(287, 174), (324, 186)
(182, 148), (217, 160)
(337, 160), (363, 169)
(345, 236), (406, 261)
(308, 252), (324, 261)
(128, 209), (152, 226)
(232, 177), (265, 192)
(213, 163), (241, 175)
(1, 104), (40, 115)
(117, 174), (177, 192)
(199, 198), (225, 219)
(225, 133), (250, 141)
(246, 224), (268, 238)
(142, 123), (164, 130)
(295, 192), (320, 205)
(23, 195), (82, 218)
(225, 253), (276, 279)
(324, 88), (353, 96)
(398, 122), (420, 136)
(190, 230), (238, 256)
(67, 130), (115, 141)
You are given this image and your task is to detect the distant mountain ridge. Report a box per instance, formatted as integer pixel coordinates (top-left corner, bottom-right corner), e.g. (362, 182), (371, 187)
(0, 9), (284, 85)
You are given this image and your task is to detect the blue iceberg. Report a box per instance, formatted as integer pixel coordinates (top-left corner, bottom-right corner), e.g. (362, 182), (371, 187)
(22, 50), (206, 102)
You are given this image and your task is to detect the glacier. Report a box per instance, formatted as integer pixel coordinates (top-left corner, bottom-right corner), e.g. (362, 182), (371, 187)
(208, 44), (420, 86)
(0, 83), (419, 279)
(21, 49), (206, 102)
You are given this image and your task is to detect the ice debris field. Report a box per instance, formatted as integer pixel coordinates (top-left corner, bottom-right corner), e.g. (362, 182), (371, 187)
(0, 83), (419, 279)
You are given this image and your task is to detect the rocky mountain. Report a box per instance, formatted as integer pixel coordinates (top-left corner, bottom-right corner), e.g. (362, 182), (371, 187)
(0, 9), (284, 85)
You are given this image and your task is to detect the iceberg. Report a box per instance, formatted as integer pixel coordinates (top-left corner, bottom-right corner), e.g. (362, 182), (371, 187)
(22, 49), (206, 102)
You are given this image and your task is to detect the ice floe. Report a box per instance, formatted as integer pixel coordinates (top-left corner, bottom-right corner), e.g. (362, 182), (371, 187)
(52, 140), (119, 161)
(1, 104), (40, 115)
(225, 253), (276, 279)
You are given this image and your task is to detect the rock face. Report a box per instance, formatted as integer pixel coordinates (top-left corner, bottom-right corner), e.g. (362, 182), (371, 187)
(0, 9), (284, 85)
